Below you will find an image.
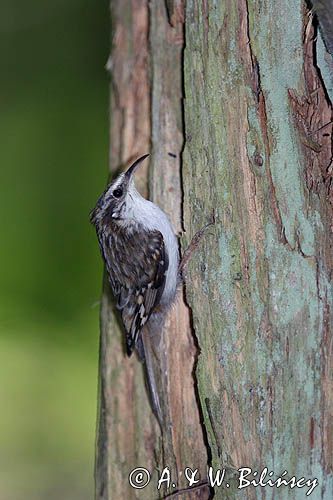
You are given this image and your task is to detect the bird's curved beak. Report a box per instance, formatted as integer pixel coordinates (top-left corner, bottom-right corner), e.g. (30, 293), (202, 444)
(125, 154), (150, 179)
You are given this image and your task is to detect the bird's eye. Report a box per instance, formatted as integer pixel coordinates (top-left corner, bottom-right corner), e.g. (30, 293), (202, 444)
(113, 188), (123, 198)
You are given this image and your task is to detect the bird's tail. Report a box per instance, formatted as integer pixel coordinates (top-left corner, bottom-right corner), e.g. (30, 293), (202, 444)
(138, 329), (163, 428)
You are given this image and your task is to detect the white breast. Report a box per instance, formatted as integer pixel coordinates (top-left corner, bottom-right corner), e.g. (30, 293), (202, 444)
(125, 190), (179, 305)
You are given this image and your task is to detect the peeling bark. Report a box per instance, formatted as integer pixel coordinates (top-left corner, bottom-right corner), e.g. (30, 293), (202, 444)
(183, 1), (333, 498)
(96, 1), (208, 499)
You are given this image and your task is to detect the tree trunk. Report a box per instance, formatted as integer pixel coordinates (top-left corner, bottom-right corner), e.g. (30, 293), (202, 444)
(96, 1), (333, 499)
(95, 2), (208, 499)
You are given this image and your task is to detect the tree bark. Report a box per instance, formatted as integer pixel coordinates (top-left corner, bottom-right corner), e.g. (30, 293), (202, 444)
(95, 2), (208, 499)
(183, 1), (333, 498)
(96, 1), (333, 499)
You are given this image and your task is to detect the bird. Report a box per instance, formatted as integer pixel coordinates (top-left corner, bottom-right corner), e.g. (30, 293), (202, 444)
(90, 154), (179, 357)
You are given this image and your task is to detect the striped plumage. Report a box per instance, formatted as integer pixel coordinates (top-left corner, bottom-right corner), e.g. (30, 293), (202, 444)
(90, 155), (179, 356)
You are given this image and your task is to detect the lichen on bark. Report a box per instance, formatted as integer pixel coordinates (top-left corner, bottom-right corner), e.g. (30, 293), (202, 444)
(183, 1), (333, 498)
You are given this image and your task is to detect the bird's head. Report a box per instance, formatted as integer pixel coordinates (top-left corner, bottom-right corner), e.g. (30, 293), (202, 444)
(90, 154), (149, 226)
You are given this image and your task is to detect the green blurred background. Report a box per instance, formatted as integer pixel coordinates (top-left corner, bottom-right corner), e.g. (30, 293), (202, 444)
(0, 1), (109, 499)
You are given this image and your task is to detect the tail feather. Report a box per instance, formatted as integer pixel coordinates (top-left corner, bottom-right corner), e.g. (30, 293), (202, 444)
(139, 330), (163, 427)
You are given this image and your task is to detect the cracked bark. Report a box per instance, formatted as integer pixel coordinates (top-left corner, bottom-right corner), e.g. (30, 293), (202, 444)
(96, 1), (333, 499)
(183, 1), (333, 498)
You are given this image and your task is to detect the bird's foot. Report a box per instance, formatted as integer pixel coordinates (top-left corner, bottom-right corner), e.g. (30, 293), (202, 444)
(178, 214), (215, 277)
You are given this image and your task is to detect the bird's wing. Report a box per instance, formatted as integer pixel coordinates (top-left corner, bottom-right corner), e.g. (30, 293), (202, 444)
(100, 228), (169, 354)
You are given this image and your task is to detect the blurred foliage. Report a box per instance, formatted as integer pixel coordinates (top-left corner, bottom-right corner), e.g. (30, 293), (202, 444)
(0, 1), (109, 498)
